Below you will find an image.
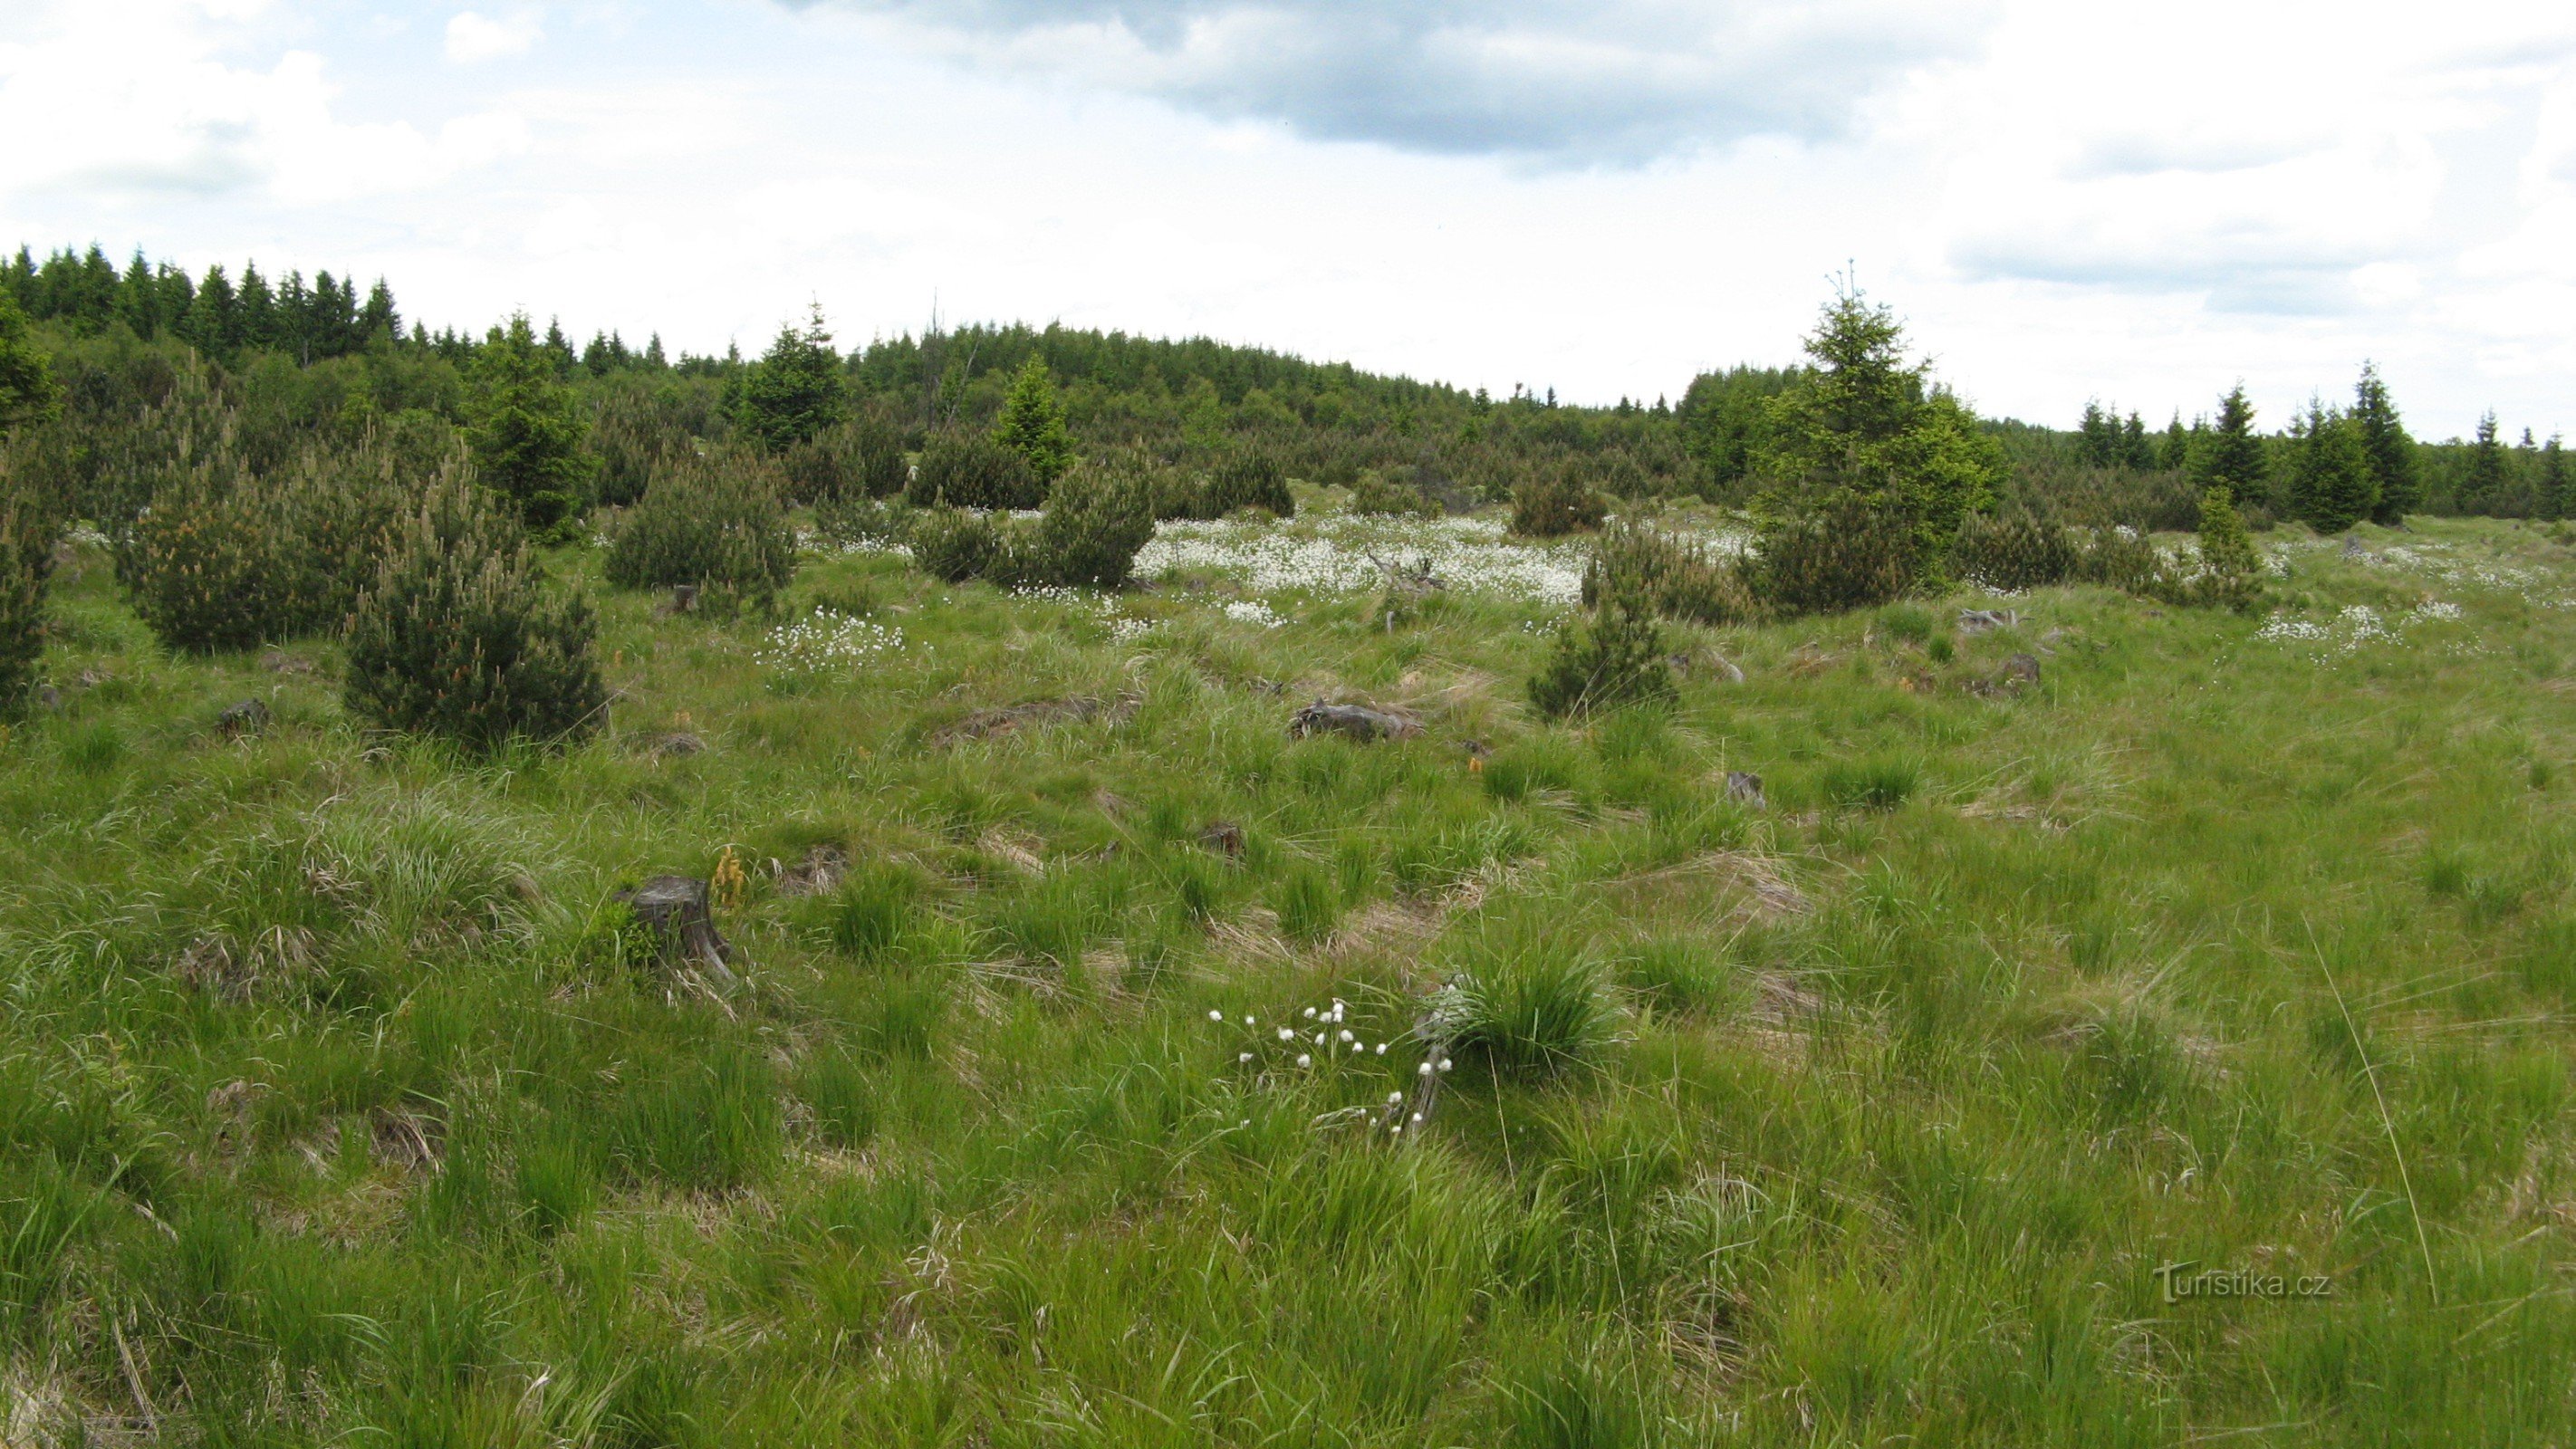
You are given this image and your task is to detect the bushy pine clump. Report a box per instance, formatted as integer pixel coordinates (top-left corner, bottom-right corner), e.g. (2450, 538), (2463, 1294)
(1024, 462), (1155, 588)
(1582, 519), (1754, 626)
(1202, 445), (1294, 518)
(782, 415), (908, 504)
(1530, 578), (1675, 720)
(1350, 467), (1439, 517)
(605, 450), (797, 614)
(908, 431), (1043, 511)
(909, 507), (1005, 583)
(345, 469), (605, 753)
(118, 417), (418, 652)
(907, 462), (1157, 590)
(1509, 465), (1608, 538)
(1745, 494), (1920, 616)
(0, 462), (58, 716)
(1950, 508), (2081, 591)
(591, 384), (702, 508)
(2069, 527), (2169, 596)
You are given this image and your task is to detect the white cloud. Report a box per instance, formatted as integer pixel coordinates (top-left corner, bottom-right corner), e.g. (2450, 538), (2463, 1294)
(445, 10), (542, 64)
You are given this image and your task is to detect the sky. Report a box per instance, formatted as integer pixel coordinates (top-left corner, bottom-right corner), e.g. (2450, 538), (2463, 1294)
(2, 0), (2571, 439)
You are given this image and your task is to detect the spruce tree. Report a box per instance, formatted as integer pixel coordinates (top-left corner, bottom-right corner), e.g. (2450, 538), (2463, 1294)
(2076, 400), (2115, 467)
(468, 312), (596, 534)
(2289, 400), (2375, 535)
(993, 355), (1076, 486)
(0, 287), (60, 431)
(2193, 385), (2265, 504)
(2121, 411), (2154, 470)
(734, 305), (848, 453)
(2350, 362), (2417, 524)
(2192, 485), (2263, 611)
(2462, 412), (2507, 513)
(2159, 414), (2189, 472)
(2542, 437), (2571, 522)
(1754, 285), (2001, 567)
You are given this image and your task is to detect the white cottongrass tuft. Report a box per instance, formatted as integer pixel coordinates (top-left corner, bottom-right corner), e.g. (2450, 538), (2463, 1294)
(758, 608), (907, 677)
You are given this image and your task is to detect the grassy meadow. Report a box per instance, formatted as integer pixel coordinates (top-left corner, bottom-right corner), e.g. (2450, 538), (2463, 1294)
(5, 501), (2576, 1445)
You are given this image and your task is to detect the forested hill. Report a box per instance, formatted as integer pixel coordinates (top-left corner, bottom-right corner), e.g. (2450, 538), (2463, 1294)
(5, 241), (2568, 523)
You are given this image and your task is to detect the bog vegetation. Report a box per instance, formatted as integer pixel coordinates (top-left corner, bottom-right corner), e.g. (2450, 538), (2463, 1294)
(2, 242), (2574, 1445)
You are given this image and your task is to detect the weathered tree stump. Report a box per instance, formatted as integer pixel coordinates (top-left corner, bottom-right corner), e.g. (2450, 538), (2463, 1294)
(1727, 771), (1765, 808)
(217, 699), (272, 736)
(1289, 700), (1423, 743)
(614, 875), (737, 985)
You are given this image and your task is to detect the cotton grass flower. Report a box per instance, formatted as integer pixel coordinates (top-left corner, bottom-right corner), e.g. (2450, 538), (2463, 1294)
(757, 608), (906, 677)
(1296, 1053), (1312, 1069)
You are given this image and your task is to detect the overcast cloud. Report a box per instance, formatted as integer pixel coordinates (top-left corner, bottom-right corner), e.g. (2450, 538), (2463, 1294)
(785, 0), (1986, 163)
(0, 0), (2569, 437)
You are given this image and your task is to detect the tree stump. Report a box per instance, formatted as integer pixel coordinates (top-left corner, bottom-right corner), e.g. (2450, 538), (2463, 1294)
(217, 699), (272, 736)
(614, 875), (737, 985)
(1289, 700), (1423, 743)
(1727, 771), (1765, 808)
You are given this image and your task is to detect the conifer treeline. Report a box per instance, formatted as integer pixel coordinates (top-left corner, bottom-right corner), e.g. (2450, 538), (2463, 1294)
(2, 240), (2565, 523)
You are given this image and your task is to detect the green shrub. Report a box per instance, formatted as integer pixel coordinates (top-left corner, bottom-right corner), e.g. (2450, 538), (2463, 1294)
(468, 312), (596, 535)
(0, 462), (57, 715)
(1582, 518), (1753, 626)
(605, 449), (796, 613)
(992, 357), (1075, 486)
(908, 431), (1043, 511)
(589, 383), (701, 508)
(1746, 494), (1920, 616)
(1350, 467), (1438, 517)
(2071, 526), (2168, 595)
(2186, 485), (2265, 611)
(119, 430), (416, 652)
(812, 492), (910, 551)
(908, 507), (1005, 583)
(782, 414), (908, 504)
(1510, 465), (1608, 538)
(1022, 462), (1154, 588)
(1951, 508), (2079, 590)
(1530, 589), (1675, 720)
(1203, 444), (1294, 518)
(344, 469), (607, 753)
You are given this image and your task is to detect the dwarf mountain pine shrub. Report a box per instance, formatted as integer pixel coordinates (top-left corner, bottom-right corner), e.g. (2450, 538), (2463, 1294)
(0, 461), (57, 715)
(1203, 444), (1294, 518)
(590, 384), (701, 508)
(1582, 518), (1754, 626)
(782, 414), (908, 504)
(1531, 572), (1675, 720)
(1023, 462), (1155, 588)
(908, 431), (1043, 511)
(345, 469), (605, 753)
(1350, 467), (1440, 517)
(1951, 508), (2081, 591)
(606, 450), (796, 613)
(1746, 493), (1920, 616)
(119, 427), (417, 652)
(1510, 465), (1608, 538)
(908, 507), (1006, 583)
